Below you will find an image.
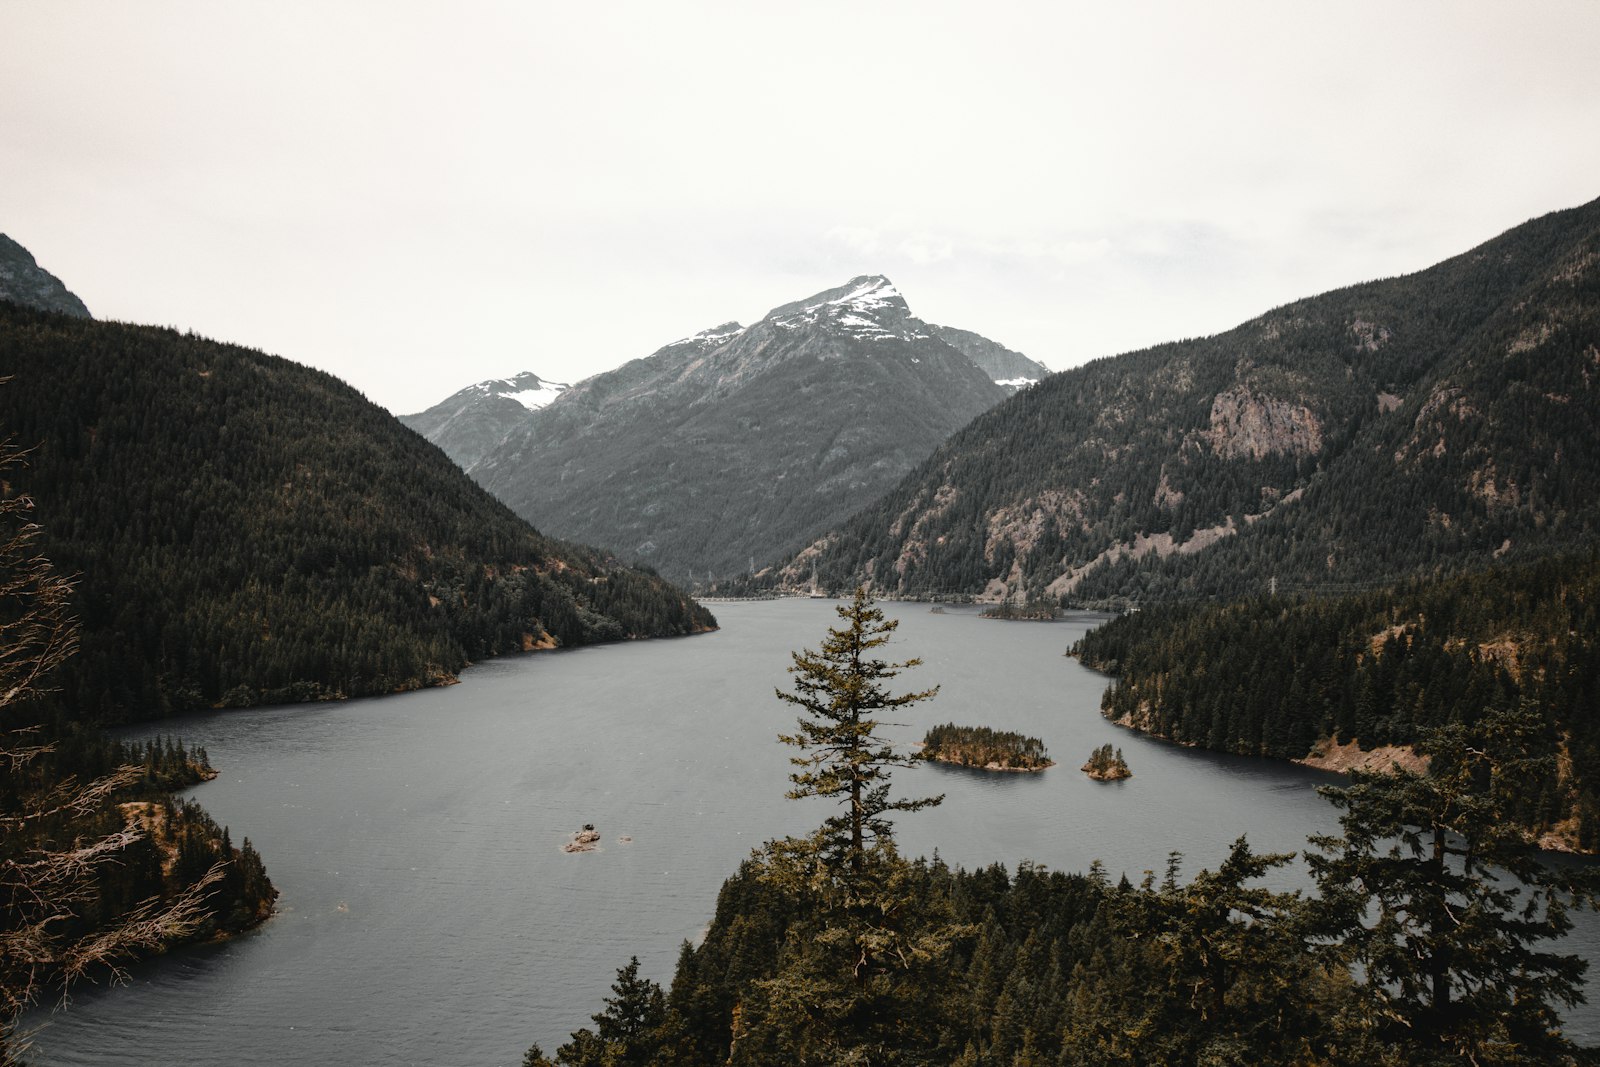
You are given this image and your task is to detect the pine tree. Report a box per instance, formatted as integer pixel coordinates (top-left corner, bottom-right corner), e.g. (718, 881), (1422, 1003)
(1086, 838), (1328, 1064)
(548, 956), (668, 1067)
(776, 587), (941, 878)
(1306, 704), (1600, 1063)
(730, 588), (964, 1064)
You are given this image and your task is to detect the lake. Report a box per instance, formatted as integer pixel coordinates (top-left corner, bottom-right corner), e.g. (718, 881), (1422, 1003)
(22, 600), (1600, 1063)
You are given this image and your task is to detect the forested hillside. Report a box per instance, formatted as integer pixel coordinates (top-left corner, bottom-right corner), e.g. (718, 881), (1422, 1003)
(0, 301), (714, 723)
(1073, 552), (1600, 850)
(2, 439), (278, 1057)
(779, 197), (1600, 603)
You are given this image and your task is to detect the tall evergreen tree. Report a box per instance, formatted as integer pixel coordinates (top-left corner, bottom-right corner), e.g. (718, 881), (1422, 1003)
(1307, 705), (1600, 1063)
(737, 589), (963, 1064)
(776, 587), (942, 878)
(550, 957), (669, 1067)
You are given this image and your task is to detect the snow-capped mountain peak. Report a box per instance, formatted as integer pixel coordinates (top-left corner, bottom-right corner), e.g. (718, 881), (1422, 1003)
(469, 371), (569, 411)
(399, 370), (569, 472)
(827, 275), (903, 314)
(765, 275), (923, 340)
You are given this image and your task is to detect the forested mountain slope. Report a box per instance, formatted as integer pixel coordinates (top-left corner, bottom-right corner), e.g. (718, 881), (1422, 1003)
(1074, 552), (1600, 851)
(779, 198), (1600, 602)
(0, 301), (714, 723)
(469, 276), (1014, 582)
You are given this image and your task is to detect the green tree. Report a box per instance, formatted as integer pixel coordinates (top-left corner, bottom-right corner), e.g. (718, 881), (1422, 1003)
(547, 956), (668, 1067)
(734, 589), (965, 1065)
(776, 587), (941, 878)
(1064, 838), (1331, 1066)
(1306, 705), (1599, 1063)
(734, 842), (967, 1067)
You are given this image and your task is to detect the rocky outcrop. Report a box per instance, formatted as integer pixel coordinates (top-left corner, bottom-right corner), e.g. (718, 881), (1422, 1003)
(1200, 386), (1323, 460)
(1294, 738), (1429, 776)
(563, 824), (601, 853)
(1082, 743), (1132, 781)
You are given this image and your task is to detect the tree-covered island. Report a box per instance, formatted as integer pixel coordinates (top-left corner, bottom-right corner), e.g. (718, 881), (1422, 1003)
(1082, 741), (1133, 781)
(921, 723), (1053, 772)
(976, 599), (1058, 621)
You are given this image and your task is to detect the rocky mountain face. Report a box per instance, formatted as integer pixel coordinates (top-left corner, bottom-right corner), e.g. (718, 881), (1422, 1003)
(780, 197), (1600, 603)
(464, 276), (1014, 581)
(399, 371), (568, 471)
(0, 233), (91, 317)
(926, 323), (1049, 392)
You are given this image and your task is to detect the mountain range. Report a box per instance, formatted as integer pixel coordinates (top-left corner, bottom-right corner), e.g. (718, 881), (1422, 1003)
(774, 197), (1600, 604)
(411, 276), (1046, 582)
(11, 192), (1597, 723)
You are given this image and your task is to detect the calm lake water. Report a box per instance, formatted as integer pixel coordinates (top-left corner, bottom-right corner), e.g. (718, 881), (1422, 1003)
(23, 600), (1600, 1063)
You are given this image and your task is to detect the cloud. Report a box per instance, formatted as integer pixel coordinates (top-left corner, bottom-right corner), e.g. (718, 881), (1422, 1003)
(4, 1), (1599, 414)
(897, 234), (954, 265)
(826, 226), (881, 257)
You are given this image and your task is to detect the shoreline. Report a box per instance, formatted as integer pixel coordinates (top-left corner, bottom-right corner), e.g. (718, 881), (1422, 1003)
(922, 749), (1054, 774)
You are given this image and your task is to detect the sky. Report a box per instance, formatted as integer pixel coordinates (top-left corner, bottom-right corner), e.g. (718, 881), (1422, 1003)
(3, 1), (1599, 415)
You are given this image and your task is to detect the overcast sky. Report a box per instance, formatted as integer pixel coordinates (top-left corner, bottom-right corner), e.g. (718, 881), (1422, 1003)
(4, 1), (1599, 415)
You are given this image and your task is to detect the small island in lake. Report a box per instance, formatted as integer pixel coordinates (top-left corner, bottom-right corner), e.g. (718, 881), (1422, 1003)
(978, 599), (1058, 621)
(921, 723), (1053, 772)
(1082, 742), (1132, 781)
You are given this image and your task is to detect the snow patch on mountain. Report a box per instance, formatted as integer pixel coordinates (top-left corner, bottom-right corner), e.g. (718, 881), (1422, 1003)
(468, 373), (569, 411)
(505, 382), (569, 410)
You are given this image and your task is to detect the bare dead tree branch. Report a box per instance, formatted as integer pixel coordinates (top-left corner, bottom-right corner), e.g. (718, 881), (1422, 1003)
(0, 429), (238, 1065)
